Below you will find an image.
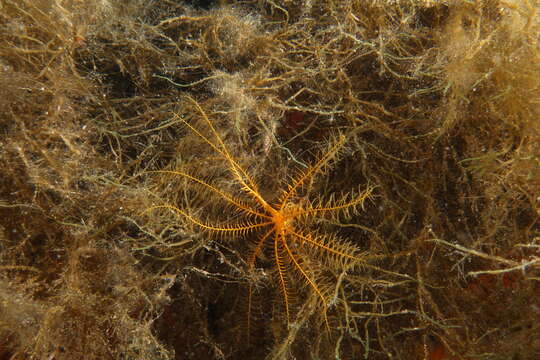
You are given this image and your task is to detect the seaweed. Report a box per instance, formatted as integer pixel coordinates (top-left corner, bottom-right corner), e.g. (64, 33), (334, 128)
(1, 0), (538, 359)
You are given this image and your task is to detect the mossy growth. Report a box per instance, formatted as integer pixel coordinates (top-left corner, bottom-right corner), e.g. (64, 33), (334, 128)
(1, 0), (539, 359)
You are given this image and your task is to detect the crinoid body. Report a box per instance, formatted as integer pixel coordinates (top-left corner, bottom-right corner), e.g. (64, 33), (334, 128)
(145, 96), (377, 332)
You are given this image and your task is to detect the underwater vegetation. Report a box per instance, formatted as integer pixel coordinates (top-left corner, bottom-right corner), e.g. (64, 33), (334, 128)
(1, 0), (539, 359)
